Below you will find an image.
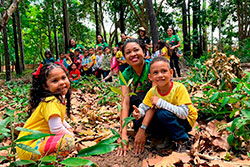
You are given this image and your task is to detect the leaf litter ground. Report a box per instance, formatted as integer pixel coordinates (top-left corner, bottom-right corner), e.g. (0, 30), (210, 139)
(0, 57), (250, 166)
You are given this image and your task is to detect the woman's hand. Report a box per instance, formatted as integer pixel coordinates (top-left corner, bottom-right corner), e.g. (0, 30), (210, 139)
(134, 128), (146, 155)
(117, 134), (128, 156)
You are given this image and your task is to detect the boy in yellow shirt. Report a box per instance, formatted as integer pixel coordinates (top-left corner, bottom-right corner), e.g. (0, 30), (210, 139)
(133, 56), (197, 153)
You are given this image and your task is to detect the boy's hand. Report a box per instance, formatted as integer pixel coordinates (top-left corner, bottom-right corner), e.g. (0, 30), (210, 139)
(151, 96), (159, 106)
(133, 105), (141, 120)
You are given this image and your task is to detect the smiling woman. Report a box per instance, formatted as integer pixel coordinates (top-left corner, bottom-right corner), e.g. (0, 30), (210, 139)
(117, 39), (152, 156)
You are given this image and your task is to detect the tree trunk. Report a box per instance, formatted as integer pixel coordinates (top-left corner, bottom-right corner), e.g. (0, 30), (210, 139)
(3, 26), (11, 81)
(94, 0), (99, 43)
(62, 0), (70, 53)
(12, 12), (21, 74)
(192, 0), (199, 58)
(0, 0), (21, 31)
(202, 0), (207, 53)
(182, 0), (190, 57)
(218, 0), (222, 51)
(48, 23), (53, 54)
(188, 0), (191, 50)
(244, 0), (249, 39)
(52, 2), (59, 59)
(120, 1), (125, 33)
(114, 14), (118, 45)
(211, 25), (213, 52)
(16, 8), (24, 71)
(146, 0), (159, 48)
(99, 0), (107, 43)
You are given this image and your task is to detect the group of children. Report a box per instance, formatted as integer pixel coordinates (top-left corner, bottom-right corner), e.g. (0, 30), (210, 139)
(17, 38), (196, 161)
(50, 46), (126, 83)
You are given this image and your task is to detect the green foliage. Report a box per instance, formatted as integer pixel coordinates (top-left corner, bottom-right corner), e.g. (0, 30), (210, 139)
(0, 108), (55, 165)
(61, 158), (96, 167)
(226, 73), (250, 151)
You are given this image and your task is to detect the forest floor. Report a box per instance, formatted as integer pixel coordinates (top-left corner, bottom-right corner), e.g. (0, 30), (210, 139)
(0, 62), (250, 166)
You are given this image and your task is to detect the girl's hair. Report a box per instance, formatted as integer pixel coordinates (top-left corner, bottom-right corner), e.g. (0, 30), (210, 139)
(122, 39), (145, 56)
(68, 38), (76, 48)
(158, 40), (166, 50)
(45, 50), (53, 58)
(150, 56), (170, 68)
(30, 63), (71, 117)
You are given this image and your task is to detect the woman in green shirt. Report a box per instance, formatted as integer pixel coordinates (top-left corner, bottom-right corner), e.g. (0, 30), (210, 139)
(95, 34), (109, 50)
(165, 27), (181, 77)
(118, 39), (152, 156)
(67, 38), (84, 56)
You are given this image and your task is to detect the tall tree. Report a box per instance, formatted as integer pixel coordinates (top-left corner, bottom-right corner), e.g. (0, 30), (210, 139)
(99, 0), (107, 42)
(0, 0), (21, 31)
(62, 0), (70, 52)
(120, 1), (125, 33)
(94, 0), (100, 43)
(12, 12), (21, 74)
(192, 0), (200, 58)
(146, 0), (159, 47)
(16, 7), (24, 70)
(52, 2), (59, 59)
(182, 0), (190, 56)
(3, 26), (11, 81)
(236, 0), (249, 42)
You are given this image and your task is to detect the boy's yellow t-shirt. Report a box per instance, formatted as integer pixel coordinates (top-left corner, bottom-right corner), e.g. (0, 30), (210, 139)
(143, 81), (197, 127)
(16, 96), (66, 160)
(162, 47), (170, 60)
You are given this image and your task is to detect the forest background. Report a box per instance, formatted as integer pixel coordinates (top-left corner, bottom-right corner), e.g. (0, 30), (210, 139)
(0, 0), (249, 81)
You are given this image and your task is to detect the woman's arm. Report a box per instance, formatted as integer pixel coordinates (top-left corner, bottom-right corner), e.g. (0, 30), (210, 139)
(120, 85), (130, 136)
(117, 85), (130, 156)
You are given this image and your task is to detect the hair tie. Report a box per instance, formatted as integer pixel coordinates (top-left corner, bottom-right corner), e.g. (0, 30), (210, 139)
(32, 64), (43, 78)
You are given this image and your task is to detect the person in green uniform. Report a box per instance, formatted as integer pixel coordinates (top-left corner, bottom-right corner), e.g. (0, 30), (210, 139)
(67, 38), (84, 55)
(95, 34), (109, 50)
(165, 27), (181, 77)
(117, 39), (152, 156)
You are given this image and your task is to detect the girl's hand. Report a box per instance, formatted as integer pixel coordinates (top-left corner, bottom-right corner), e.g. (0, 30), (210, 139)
(151, 95), (159, 106)
(133, 105), (141, 120)
(117, 134), (128, 156)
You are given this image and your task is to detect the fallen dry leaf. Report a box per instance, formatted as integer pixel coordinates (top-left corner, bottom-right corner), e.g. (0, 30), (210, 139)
(154, 152), (190, 167)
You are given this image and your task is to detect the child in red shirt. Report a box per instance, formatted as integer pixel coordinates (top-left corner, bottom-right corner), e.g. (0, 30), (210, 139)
(69, 63), (80, 83)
